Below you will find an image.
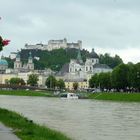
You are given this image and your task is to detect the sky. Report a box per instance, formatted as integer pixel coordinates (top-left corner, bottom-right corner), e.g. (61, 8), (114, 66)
(0, 0), (140, 63)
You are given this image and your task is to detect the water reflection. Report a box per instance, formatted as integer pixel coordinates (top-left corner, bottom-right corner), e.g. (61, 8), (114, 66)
(0, 95), (140, 140)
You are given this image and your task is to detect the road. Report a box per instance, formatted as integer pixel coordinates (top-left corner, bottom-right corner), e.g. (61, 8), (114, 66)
(0, 123), (20, 140)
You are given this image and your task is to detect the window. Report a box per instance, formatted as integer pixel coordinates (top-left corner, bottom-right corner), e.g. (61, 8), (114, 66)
(90, 67), (92, 71)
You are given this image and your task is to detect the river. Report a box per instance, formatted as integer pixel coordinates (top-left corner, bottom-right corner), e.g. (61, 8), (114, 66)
(0, 95), (140, 140)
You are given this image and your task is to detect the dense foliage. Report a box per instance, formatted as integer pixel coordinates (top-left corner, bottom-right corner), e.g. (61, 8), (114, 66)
(45, 76), (65, 89)
(73, 82), (79, 90)
(9, 77), (25, 85)
(27, 74), (39, 86)
(45, 75), (57, 89)
(89, 63), (140, 92)
(99, 53), (123, 68)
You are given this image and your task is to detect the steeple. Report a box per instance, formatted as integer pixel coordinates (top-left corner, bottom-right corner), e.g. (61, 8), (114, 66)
(28, 52), (33, 63)
(14, 52), (22, 69)
(77, 49), (83, 64)
(16, 52), (21, 61)
(27, 52), (34, 70)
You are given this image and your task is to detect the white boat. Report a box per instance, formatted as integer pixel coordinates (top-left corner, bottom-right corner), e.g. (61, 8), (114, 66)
(60, 92), (79, 99)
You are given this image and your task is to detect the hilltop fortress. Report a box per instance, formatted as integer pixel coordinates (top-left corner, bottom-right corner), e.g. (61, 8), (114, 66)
(25, 38), (82, 51)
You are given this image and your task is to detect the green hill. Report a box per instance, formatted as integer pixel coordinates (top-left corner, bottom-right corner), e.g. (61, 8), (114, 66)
(5, 48), (123, 71)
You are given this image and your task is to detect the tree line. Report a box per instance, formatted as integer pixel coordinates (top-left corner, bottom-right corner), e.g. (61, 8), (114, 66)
(8, 74), (66, 90)
(89, 63), (140, 92)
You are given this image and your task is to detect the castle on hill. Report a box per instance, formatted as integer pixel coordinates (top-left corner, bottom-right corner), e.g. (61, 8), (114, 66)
(24, 38), (82, 51)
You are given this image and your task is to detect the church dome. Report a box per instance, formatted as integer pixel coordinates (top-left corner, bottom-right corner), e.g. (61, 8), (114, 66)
(0, 59), (8, 66)
(90, 48), (99, 58)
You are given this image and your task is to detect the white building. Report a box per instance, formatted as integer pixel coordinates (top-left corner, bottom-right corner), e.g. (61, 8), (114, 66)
(56, 49), (112, 87)
(10, 52), (17, 59)
(24, 38), (82, 51)
(14, 52), (34, 72)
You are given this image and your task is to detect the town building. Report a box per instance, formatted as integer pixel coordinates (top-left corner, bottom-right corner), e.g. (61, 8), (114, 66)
(56, 49), (112, 90)
(64, 79), (88, 90)
(14, 52), (34, 72)
(0, 52), (54, 86)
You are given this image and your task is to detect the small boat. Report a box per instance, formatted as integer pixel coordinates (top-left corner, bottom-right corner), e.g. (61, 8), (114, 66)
(60, 92), (79, 99)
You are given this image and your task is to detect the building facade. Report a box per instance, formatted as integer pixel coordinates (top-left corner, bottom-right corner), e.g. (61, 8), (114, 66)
(24, 38), (82, 51)
(14, 52), (34, 72)
(56, 49), (112, 89)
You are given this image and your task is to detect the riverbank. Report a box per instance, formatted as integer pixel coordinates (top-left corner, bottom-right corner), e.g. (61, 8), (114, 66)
(0, 90), (55, 97)
(88, 92), (140, 102)
(0, 108), (71, 140)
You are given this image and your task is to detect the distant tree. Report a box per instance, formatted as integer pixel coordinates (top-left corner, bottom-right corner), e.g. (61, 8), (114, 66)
(27, 74), (39, 86)
(99, 53), (123, 68)
(89, 74), (99, 88)
(132, 63), (140, 91)
(111, 64), (129, 91)
(9, 77), (25, 85)
(57, 79), (65, 89)
(45, 75), (57, 89)
(98, 72), (112, 90)
(73, 82), (78, 90)
(4, 57), (14, 68)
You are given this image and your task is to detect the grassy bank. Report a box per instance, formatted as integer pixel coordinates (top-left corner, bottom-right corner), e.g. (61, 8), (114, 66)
(0, 90), (55, 97)
(0, 108), (71, 140)
(88, 93), (140, 102)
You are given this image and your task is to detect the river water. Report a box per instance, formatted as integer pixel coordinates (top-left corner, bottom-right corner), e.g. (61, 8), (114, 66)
(0, 95), (140, 140)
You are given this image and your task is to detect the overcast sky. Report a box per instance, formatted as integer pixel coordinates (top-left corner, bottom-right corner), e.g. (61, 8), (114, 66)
(0, 0), (140, 63)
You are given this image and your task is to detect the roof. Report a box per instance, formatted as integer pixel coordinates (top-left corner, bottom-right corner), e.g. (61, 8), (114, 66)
(77, 49), (83, 64)
(56, 63), (69, 76)
(65, 79), (87, 82)
(29, 52), (32, 59)
(0, 59), (8, 65)
(90, 49), (99, 59)
(93, 64), (111, 69)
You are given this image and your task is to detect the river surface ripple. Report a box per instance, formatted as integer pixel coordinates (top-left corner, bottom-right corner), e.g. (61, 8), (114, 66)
(0, 95), (140, 140)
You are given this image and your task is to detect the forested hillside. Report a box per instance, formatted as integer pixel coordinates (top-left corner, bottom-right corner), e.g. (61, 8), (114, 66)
(5, 48), (123, 71)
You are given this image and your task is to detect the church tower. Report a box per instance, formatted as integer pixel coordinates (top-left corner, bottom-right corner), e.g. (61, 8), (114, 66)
(77, 49), (83, 64)
(27, 52), (34, 70)
(14, 52), (22, 70)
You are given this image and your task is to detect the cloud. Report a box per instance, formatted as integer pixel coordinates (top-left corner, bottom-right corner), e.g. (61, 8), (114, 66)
(0, 0), (140, 63)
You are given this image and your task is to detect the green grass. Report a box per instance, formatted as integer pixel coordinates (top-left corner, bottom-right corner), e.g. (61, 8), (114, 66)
(88, 92), (140, 102)
(0, 90), (56, 97)
(0, 108), (72, 140)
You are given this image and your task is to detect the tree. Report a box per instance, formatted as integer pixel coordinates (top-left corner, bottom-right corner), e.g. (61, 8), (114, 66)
(57, 79), (65, 89)
(98, 72), (112, 90)
(132, 63), (140, 91)
(99, 53), (123, 68)
(27, 74), (39, 86)
(89, 74), (99, 88)
(73, 82), (78, 90)
(111, 64), (129, 91)
(45, 75), (57, 89)
(9, 78), (25, 85)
